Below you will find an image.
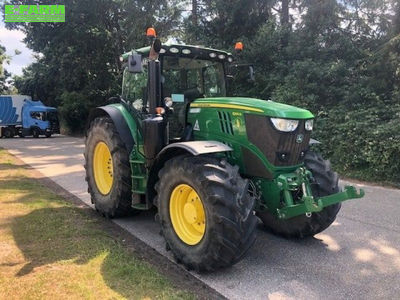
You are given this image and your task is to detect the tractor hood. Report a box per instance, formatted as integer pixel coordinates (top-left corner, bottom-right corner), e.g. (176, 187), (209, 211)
(191, 97), (314, 119)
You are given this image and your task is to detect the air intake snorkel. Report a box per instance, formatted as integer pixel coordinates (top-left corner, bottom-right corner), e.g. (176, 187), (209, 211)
(143, 28), (168, 166)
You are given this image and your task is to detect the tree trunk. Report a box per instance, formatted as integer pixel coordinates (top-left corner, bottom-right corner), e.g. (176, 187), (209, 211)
(192, 0), (198, 27)
(281, 0), (290, 47)
(394, 1), (400, 35)
(281, 0), (289, 27)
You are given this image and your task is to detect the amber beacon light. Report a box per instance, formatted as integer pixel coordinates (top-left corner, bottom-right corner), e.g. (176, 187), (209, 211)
(146, 27), (157, 38)
(235, 42), (244, 51)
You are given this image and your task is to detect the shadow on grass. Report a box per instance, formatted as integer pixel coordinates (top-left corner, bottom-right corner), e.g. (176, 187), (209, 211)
(10, 194), (188, 299)
(0, 163), (21, 171)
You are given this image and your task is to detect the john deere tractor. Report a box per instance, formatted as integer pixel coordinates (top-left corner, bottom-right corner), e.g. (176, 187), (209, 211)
(85, 28), (364, 271)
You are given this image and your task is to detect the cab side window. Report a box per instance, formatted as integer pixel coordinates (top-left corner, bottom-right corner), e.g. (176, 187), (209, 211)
(30, 112), (43, 121)
(203, 64), (223, 97)
(121, 64), (148, 105)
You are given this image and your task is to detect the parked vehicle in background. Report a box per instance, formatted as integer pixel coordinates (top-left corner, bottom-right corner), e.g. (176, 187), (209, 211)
(0, 95), (60, 138)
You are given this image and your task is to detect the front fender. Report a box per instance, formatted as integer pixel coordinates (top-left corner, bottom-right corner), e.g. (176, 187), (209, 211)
(147, 141), (233, 207)
(157, 141), (232, 157)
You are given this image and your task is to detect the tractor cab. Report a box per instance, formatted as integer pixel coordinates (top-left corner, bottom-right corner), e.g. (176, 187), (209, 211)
(121, 43), (233, 139)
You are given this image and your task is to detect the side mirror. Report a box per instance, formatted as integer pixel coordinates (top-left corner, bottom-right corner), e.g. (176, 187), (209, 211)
(128, 54), (143, 73)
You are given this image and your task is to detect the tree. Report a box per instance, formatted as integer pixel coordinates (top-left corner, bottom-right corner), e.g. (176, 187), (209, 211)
(184, 0), (271, 47)
(8, 0), (182, 133)
(0, 43), (11, 93)
(393, 0), (400, 35)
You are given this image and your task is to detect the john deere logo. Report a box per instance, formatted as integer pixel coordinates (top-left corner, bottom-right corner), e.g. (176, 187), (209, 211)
(296, 134), (304, 144)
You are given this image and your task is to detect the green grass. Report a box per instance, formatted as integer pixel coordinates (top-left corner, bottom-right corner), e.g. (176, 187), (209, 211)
(0, 149), (194, 300)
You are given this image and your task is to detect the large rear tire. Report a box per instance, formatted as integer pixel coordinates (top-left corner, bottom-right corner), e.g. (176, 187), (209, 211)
(156, 156), (257, 271)
(258, 151), (341, 238)
(84, 117), (136, 218)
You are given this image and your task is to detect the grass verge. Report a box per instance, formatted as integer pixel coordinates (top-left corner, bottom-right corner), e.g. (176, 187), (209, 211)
(0, 149), (194, 299)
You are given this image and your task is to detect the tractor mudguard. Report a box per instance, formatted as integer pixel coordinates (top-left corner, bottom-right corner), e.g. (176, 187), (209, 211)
(86, 105), (135, 153)
(158, 141), (232, 157)
(146, 141), (233, 207)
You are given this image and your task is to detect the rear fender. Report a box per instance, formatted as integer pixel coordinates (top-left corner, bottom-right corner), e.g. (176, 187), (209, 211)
(86, 104), (139, 153)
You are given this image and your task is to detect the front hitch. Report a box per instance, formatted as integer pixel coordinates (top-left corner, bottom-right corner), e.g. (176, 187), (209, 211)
(275, 168), (365, 219)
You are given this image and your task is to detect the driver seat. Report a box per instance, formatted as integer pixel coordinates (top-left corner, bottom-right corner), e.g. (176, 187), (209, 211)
(169, 88), (203, 141)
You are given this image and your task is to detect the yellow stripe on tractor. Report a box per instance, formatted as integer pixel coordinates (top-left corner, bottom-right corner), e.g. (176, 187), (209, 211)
(191, 103), (263, 113)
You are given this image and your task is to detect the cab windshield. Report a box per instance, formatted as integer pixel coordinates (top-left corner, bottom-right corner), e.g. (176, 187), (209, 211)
(162, 56), (226, 98)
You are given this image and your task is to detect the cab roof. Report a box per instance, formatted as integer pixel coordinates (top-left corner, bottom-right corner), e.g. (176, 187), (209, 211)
(121, 43), (233, 63)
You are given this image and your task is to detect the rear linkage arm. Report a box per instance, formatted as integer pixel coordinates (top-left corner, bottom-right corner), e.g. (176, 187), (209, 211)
(275, 167), (364, 219)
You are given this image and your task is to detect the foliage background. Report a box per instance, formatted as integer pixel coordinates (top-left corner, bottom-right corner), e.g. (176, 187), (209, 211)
(1, 0), (399, 183)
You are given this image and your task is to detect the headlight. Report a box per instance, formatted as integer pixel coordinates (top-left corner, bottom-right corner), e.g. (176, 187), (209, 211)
(270, 118), (299, 132)
(305, 119), (314, 131)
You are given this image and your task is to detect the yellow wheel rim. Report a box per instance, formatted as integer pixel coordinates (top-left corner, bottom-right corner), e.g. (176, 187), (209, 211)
(93, 141), (113, 195)
(169, 184), (206, 245)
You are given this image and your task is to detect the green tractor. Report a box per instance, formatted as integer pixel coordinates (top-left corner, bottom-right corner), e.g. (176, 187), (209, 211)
(85, 29), (364, 271)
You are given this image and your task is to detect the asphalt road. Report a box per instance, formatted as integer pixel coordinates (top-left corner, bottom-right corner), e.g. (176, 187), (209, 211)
(2, 135), (400, 300)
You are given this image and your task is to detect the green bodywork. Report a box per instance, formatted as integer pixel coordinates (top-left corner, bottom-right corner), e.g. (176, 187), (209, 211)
(188, 97), (312, 176)
(106, 44), (364, 218)
(186, 97), (364, 217)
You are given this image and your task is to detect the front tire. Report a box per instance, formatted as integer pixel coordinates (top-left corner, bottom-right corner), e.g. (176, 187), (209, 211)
(156, 156), (257, 271)
(32, 128), (40, 138)
(84, 117), (136, 218)
(258, 151), (341, 238)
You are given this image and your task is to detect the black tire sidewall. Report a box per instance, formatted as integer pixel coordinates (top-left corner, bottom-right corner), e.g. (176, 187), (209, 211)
(85, 117), (131, 217)
(158, 166), (215, 259)
(157, 156), (257, 271)
(4, 128), (12, 138)
(32, 128), (39, 138)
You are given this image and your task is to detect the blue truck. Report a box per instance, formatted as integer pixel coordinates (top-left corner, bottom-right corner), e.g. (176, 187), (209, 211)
(0, 95), (59, 138)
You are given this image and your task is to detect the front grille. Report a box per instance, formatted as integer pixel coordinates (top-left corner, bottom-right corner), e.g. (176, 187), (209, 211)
(244, 114), (311, 167)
